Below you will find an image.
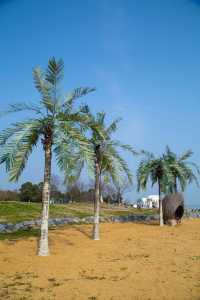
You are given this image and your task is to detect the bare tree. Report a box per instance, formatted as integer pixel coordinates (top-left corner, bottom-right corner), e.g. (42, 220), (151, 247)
(113, 178), (132, 205)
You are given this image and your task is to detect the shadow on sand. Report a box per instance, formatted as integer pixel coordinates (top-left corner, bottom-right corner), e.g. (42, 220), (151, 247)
(71, 224), (92, 239)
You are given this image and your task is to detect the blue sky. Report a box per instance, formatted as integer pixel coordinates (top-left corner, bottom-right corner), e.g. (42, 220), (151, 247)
(0, 0), (200, 206)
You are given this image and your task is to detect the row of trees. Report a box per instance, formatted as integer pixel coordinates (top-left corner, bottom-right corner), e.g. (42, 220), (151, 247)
(0, 175), (65, 203)
(0, 58), (199, 256)
(0, 189), (20, 202)
(0, 58), (135, 255)
(0, 176), (130, 204)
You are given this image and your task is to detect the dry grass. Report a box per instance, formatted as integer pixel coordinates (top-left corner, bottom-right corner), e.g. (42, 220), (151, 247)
(0, 219), (199, 300)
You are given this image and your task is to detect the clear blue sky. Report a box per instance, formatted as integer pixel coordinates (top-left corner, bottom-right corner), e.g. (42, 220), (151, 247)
(0, 0), (200, 206)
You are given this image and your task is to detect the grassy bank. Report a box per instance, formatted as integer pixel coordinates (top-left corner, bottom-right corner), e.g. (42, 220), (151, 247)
(0, 201), (157, 240)
(0, 201), (156, 223)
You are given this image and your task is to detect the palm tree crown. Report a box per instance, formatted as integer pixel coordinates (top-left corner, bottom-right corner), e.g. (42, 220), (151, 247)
(0, 58), (95, 181)
(137, 152), (172, 226)
(163, 146), (199, 193)
(90, 111), (137, 185)
(137, 153), (170, 193)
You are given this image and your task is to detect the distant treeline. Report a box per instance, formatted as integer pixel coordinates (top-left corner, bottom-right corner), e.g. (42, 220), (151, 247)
(0, 190), (20, 202)
(0, 181), (93, 203)
(0, 176), (127, 204)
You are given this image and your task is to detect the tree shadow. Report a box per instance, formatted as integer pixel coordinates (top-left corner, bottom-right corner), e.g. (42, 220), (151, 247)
(111, 220), (159, 226)
(36, 236), (40, 255)
(72, 225), (92, 239)
(133, 221), (159, 226)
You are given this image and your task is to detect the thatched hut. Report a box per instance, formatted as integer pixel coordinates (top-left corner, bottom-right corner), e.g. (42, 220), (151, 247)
(163, 193), (184, 226)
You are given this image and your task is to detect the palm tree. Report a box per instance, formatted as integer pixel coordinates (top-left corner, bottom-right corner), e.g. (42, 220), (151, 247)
(89, 112), (137, 239)
(63, 111), (137, 239)
(0, 58), (95, 256)
(137, 153), (171, 226)
(163, 146), (199, 193)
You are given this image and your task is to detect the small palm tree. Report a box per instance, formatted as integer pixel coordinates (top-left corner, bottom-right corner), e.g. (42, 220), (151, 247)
(137, 153), (171, 226)
(163, 146), (199, 193)
(89, 112), (137, 239)
(64, 111), (137, 240)
(0, 58), (95, 256)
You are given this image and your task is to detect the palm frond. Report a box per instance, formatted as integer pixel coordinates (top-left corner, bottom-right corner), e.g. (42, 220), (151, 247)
(101, 153), (120, 184)
(64, 87), (95, 108)
(106, 117), (122, 135)
(79, 103), (90, 114)
(0, 119), (40, 146)
(163, 147), (199, 192)
(165, 145), (175, 158)
(59, 123), (94, 160)
(58, 112), (91, 125)
(54, 141), (84, 183)
(45, 57), (64, 86)
(186, 161), (200, 174)
(112, 141), (138, 155)
(104, 146), (133, 184)
(179, 162), (199, 188)
(140, 149), (155, 159)
(8, 138), (38, 181)
(58, 109), (105, 142)
(0, 102), (41, 118)
(96, 112), (106, 125)
(33, 67), (54, 113)
(179, 149), (193, 162)
(0, 120), (42, 181)
(137, 160), (151, 191)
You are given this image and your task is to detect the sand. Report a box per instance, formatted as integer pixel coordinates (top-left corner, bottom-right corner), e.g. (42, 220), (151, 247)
(0, 219), (199, 300)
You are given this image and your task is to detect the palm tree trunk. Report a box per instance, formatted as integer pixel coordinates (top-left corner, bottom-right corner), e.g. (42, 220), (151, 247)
(99, 174), (104, 203)
(174, 177), (177, 193)
(38, 140), (52, 256)
(93, 160), (100, 240)
(117, 191), (122, 206)
(158, 181), (164, 226)
(100, 193), (104, 203)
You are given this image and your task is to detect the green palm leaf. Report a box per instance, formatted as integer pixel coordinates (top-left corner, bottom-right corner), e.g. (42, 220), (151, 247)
(0, 102), (41, 118)
(106, 117), (122, 135)
(64, 87), (95, 109)
(0, 120), (42, 181)
(45, 57), (64, 85)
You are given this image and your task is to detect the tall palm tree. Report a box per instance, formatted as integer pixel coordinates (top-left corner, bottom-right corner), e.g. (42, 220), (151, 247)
(163, 146), (199, 193)
(137, 153), (171, 226)
(63, 111), (137, 240)
(0, 58), (95, 256)
(89, 112), (137, 240)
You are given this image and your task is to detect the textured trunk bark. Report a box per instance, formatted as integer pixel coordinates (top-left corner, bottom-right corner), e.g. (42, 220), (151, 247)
(117, 192), (122, 206)
(174, 178), (178, 193)
(100, 194), (104, 203)
(93, 160), (100, 240)
(38, 141), (52, 256)
(99, 174), (104, 203)
(158, 182), (164, 227)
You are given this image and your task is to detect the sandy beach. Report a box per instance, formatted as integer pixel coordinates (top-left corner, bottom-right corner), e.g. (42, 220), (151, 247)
(0, 219), (199, 300)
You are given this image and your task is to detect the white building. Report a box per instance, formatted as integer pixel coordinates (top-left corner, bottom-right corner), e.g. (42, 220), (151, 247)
(139, 195), (159, 208)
